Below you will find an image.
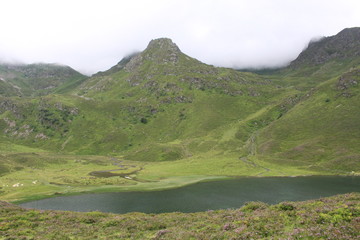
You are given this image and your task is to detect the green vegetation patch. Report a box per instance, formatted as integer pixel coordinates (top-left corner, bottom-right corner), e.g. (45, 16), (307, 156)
(0, 193), (359, 239)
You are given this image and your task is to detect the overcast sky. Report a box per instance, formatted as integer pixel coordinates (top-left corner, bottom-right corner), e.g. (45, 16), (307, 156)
(1, 0), (360, 74)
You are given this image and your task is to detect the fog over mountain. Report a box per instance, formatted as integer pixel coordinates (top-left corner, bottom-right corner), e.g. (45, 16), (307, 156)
(1, 0), (360, 74)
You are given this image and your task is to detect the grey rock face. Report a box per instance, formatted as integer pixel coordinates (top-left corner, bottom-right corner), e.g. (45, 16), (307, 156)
(290, 27), (360, 67)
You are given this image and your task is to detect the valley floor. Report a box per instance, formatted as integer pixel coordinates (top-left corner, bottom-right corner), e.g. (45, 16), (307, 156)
(0, 152), (335, 203)
(1, 193), (359, 239)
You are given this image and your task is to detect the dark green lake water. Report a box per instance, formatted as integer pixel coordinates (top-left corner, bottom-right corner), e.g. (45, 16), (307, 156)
(20, 176), (360, 214)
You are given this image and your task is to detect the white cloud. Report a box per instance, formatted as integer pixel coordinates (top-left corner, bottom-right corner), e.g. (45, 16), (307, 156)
(0, 0), (359, 74)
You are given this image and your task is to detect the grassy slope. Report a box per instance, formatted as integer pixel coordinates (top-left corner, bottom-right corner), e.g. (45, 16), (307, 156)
(0, 63), (87, 97)
(1, 67), (359, 201)
(1, 193), (359, 239)
(0, 58), (322, 202)
(256, 66), (360, 173)
(0, 39), (360, 202)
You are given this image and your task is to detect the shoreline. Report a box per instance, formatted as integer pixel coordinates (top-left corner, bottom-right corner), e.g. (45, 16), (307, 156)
(11, 173), (359, 205)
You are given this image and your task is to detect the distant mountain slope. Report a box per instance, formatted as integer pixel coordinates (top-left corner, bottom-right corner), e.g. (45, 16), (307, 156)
(275, 27), (360, 89)
(252, 28), (360, 172)
(0, 29), (359, 178)
(257, 67), (360, 172)
(290, 27), (360, 68)
(0, 63), (86, 96)
(0, 38), (284, 158)
(0, 76), (20, 96)
(76, 38), (272, 99)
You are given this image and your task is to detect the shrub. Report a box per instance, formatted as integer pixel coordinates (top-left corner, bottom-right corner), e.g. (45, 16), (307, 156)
(241, 202), (268, 212)
(277, 203), (295, 211)
(140, 117), (148, 124)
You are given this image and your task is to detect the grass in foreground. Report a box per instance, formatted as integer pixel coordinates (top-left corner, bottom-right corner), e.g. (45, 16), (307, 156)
(0, 193), (359, 239)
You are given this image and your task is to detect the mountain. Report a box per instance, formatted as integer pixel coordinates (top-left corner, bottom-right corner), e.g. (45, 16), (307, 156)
(0, 38), (282, 155)
(273, 27), (360, 89)
(0, 63), (86, 96)
(256, 67), (360, 172)
(290, 27), (360, 68)
(255, 27), (360, 172)
(64, 38), (285, 159)
(0, 28), (359, 202)
(77, 38), (271, 98)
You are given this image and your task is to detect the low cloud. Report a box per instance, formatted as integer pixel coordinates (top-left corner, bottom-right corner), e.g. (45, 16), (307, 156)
(0, 0), (359, 74)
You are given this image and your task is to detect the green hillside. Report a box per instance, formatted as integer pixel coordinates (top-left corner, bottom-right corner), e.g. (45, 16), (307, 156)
(257, 68), (360, 172)
(0, 29), (359, 202)
(0, 63), (87, 97)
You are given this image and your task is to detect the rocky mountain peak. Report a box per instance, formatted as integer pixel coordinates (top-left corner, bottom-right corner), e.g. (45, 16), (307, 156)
(124, 38), (182, 72)
(290, 27), (360, 68)
(146, 38), (181, 53)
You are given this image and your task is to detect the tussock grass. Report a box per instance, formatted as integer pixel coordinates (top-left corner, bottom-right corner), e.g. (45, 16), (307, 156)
(1, 193), (359, 239)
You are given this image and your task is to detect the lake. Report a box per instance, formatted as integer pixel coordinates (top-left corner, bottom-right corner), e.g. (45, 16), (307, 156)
(19, 176), (360, 214)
